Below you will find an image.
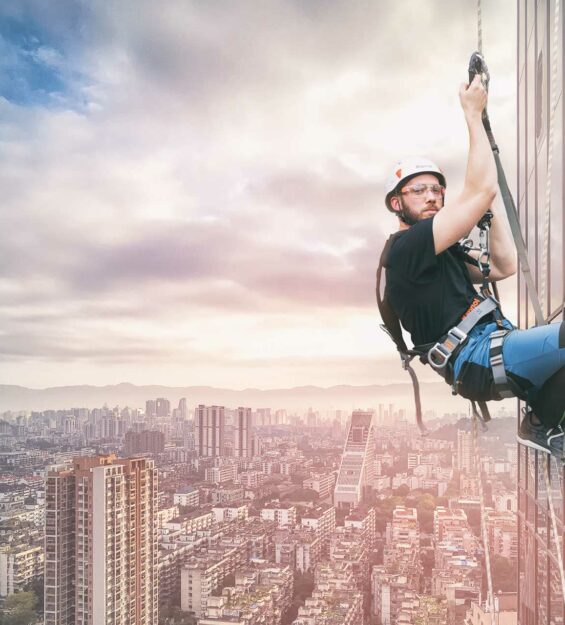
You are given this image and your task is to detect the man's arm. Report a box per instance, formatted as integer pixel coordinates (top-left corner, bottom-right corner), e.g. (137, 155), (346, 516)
(433, 75), (498, 255)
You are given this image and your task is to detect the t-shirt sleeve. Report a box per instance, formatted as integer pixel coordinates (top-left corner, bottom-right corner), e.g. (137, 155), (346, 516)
(386, 217), (437, 279)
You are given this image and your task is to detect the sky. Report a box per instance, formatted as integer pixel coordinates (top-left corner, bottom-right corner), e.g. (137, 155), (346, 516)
(0, 0), (519, 390)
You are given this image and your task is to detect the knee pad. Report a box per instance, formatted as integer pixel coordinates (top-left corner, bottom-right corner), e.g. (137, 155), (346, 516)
(531, 365), (565, 427)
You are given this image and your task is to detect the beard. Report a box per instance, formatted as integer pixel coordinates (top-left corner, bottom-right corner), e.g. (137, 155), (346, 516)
(398, 196), (441, 225)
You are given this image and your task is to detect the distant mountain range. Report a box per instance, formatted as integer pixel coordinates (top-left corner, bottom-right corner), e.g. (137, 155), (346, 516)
(0, 382), (479, 414)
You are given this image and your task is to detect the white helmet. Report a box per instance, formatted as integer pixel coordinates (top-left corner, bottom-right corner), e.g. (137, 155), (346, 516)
(384, 157), (446, 211)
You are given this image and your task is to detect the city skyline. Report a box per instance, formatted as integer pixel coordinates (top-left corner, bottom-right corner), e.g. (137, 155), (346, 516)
(0, 399), (520, 624)
(1, 2), (518, 390)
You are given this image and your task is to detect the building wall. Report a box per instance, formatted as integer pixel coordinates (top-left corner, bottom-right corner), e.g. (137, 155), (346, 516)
(517, 0), (564, 623)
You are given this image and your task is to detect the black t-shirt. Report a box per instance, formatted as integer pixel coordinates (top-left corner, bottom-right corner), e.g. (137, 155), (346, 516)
(384, 217), (479, 346)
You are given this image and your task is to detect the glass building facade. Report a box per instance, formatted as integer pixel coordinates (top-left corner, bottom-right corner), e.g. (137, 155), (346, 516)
(517, 0), (564, 623)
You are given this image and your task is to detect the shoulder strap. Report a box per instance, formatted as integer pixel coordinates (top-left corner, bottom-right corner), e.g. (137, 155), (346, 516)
(376, 236), (427, 435)
(376, 236), (409, 354)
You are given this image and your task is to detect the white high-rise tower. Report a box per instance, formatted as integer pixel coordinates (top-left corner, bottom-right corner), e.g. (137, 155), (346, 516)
(334, 410), (376, 510)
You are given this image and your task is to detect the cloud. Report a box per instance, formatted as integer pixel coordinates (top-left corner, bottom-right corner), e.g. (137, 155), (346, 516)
(0, 0), (518, 387)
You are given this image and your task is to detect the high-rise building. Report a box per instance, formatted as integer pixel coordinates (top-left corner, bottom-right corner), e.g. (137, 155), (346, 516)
(516, 0), (565, 622)
(44, 455), (158, 625)
(195, 405), (225, 457)
(234, 407), (252, 457)
(155, 398), (170, 418)
(145, 400), (156, 419)
(456, 429), (475, 474)
(178, 398), (187, 420)
(334, 410), (376, 510)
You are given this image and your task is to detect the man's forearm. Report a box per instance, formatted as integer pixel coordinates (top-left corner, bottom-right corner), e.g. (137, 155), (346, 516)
(488, 201), (518, 277)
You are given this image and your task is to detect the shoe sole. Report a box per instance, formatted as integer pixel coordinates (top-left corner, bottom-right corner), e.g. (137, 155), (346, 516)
(516, 433), (565, 460)
(516, 433), (551, 454)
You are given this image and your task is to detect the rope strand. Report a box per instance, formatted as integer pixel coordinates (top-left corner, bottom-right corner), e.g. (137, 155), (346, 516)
(477, 0), (483, 54)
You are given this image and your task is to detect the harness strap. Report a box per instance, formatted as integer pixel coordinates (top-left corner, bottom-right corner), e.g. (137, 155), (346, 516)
(488, 329), (515, 399)
(376, 237), (409, 355)
(376, 236), (427, 435)
(427, 297), (498, 370)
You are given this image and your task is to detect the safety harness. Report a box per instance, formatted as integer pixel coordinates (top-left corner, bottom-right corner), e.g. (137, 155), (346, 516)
(376, 52), (520, 435)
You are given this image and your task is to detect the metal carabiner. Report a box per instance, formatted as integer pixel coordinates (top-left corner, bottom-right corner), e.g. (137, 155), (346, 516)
(468, 51), (490, 91)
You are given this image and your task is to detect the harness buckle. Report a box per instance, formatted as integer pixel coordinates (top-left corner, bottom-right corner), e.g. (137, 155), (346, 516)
(447, 327), (467, 344)
(428, 344), (451, 369)
(428, 327), (467, 370)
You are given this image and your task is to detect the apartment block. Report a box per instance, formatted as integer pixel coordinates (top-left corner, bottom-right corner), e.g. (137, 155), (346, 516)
(180, 543), (247, 616)
(302, 472), (336, 500)
(205, 465), (236, 484)
(300, 503), (336, 556)
(456, 430), (475, 474)
(237, 470), (264, 489)
(344, 505), (377, 551)
(158, 510), (215, 606)
(234, 407), (253, 458)
(44, 455), (158, 625)
(173, 486), (199, 508)
(212, 504), (249, 523)
(260, 501), (297, 528)
(195, 405), (225, 458)
(371, 567), (420, 625)
(485, 510), (518, 561)
(199, 564), (292, 625)
(0, 542), (44, 596)
(274, 528), (321, 572)
(293, 563), (363, 625)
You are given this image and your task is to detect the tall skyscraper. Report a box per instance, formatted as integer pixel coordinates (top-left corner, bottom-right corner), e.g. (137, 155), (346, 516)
(178, 398), (188, 420)
(334, 410), (376, 510)
(516, 0), (565, 620)
(234, 407), (252, 457)
(195, 405), (225, 457)
(45, 455), (158, 625)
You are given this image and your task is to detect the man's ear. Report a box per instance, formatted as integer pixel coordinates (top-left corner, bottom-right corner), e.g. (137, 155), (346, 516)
(389, 196), (400, 213)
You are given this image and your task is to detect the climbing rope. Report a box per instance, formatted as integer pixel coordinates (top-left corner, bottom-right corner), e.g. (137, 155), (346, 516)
(474, 4), (495, 620)
(477, 0), (483, 55)
(539, 0), (561, 316)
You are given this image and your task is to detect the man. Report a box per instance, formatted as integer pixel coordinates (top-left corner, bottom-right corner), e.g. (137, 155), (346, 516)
(381, 75), (565, 453)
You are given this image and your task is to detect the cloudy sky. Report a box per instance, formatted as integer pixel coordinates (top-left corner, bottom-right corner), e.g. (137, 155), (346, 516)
(0, 0), (518, 390)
